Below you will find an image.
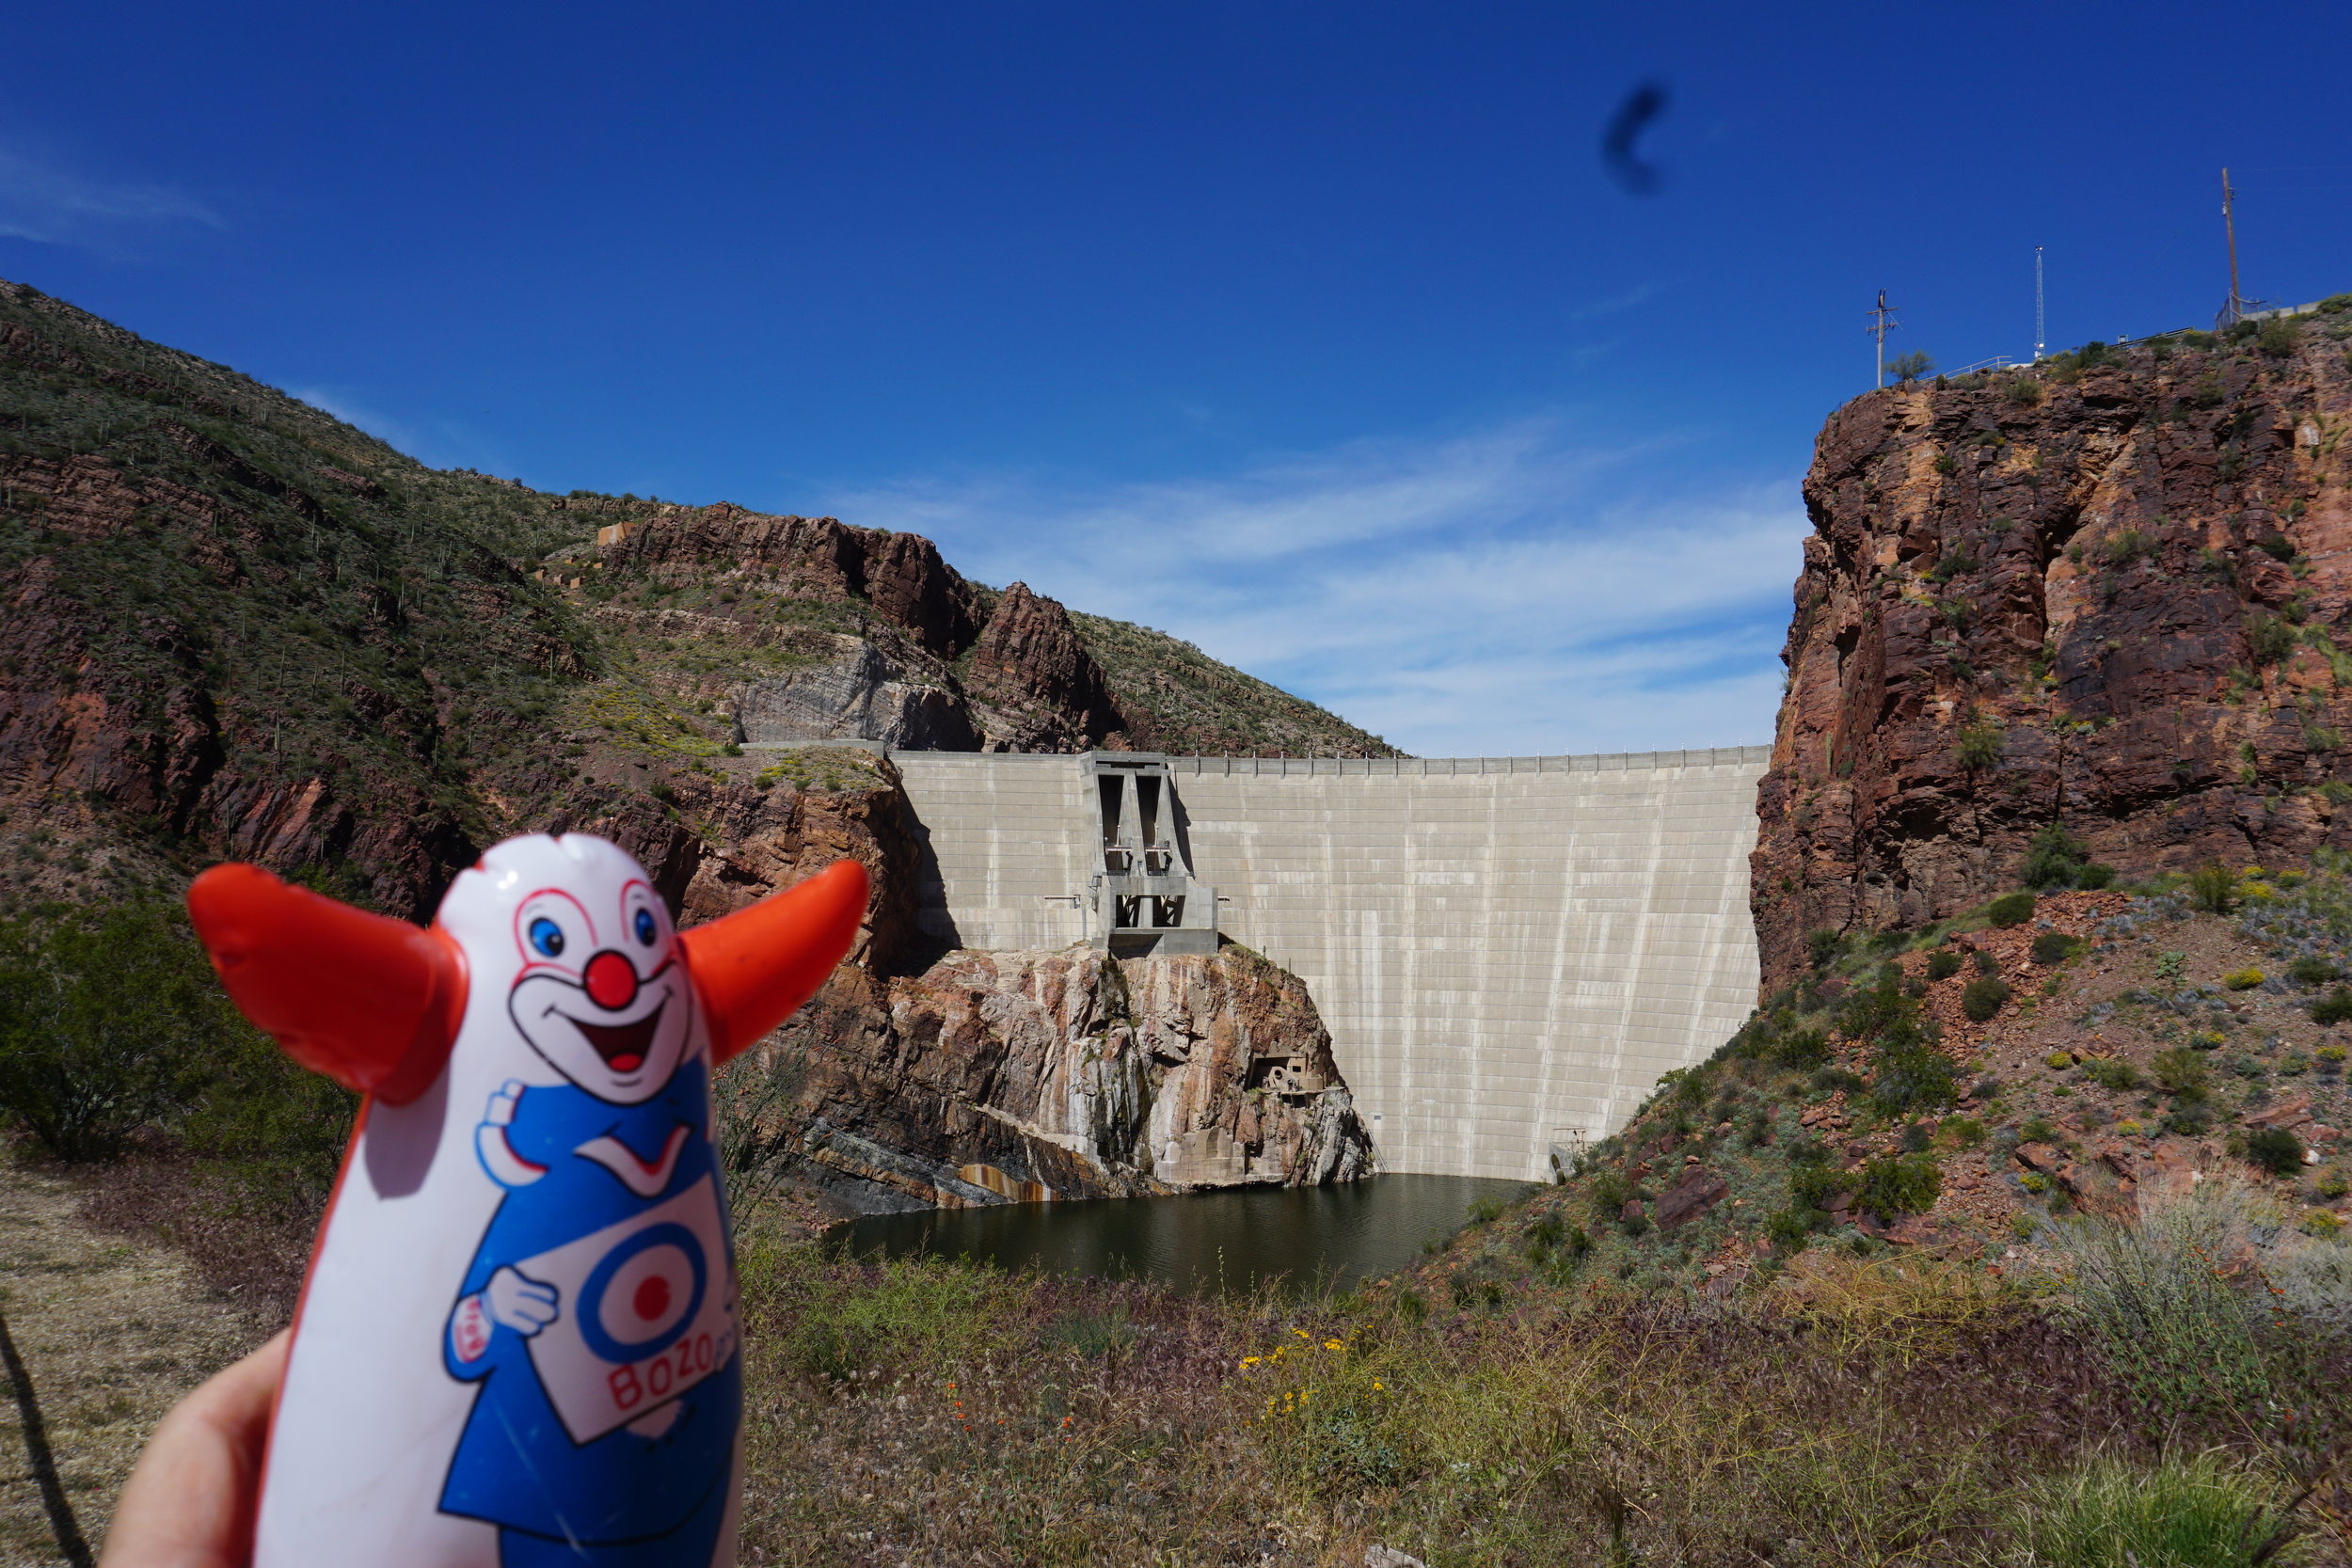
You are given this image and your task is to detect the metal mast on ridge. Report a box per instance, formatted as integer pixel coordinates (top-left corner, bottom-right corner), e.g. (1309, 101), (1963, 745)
(1867, 290), (1899, 388)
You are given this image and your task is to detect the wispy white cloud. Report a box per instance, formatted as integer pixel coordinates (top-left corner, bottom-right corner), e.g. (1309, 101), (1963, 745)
(0, 147), (223, 250)
(823, 417), (1808, 757)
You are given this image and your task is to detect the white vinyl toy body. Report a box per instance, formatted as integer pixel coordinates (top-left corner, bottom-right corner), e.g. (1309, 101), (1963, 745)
(253, 834), (741, 1568)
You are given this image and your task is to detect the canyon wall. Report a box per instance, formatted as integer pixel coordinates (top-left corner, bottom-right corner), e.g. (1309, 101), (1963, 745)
(1755, 311), (2352, 990)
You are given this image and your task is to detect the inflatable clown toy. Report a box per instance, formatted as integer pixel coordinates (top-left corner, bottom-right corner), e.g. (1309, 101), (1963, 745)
(186, 833), (867, 1568)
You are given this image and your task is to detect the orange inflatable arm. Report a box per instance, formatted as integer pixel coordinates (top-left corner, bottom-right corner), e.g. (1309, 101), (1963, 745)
(678, 859), (868, 1065)
(186, 864), (469, 1105)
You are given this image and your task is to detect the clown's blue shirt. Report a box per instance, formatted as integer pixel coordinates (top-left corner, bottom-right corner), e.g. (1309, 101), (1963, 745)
(438, 1057), (739, 1545)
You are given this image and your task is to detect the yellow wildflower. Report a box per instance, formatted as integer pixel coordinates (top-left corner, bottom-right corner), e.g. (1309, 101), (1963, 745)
(1323, 1339), (1344, 1352)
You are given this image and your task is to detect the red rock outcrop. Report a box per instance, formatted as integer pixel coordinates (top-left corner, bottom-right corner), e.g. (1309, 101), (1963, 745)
(773, 944), (1375, 1212)
(962, 582), (1126, 751)
(1754, 317), (2352, 990)
(574, 508), (1130, 752)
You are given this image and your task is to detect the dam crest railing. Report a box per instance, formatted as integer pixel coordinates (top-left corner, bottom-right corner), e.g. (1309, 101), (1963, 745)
(752, 740), (1773, 775)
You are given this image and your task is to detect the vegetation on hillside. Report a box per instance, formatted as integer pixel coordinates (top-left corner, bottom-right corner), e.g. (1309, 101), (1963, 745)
(1071, 610), (1402, 758)
(0, 277), (1397, 928)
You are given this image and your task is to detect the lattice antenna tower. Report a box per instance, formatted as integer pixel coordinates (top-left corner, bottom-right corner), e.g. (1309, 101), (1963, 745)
(1867, 289), (1899, 388)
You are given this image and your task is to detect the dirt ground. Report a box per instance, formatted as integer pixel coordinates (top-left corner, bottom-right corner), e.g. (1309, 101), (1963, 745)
(0, 1164), (265, 1566)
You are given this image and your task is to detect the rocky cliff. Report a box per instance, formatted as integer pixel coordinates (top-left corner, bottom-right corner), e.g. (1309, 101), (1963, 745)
(566, 506), (1143, 754)
(772, 945), (1374, 1211)
(1755, 306), (2352, 990)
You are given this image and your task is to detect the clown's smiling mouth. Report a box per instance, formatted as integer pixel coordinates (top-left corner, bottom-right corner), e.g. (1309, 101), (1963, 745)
(552, 998), (667, 1073)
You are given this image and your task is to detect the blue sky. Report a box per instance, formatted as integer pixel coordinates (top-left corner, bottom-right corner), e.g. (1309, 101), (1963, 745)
(6, 2), (2350, 756)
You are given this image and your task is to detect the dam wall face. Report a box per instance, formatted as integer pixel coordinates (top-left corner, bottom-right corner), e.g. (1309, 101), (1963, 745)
(891, 749), (1769, 1182)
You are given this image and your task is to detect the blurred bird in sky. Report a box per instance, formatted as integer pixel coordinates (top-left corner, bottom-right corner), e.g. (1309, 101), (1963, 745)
(1600, 79), (1670, 195)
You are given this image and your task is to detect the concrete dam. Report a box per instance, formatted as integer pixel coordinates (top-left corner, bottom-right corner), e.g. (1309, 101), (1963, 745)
(883, 747), (1772, 1183)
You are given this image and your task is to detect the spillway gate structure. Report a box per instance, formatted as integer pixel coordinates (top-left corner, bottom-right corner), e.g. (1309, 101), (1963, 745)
(890, 746), (1771, 1183)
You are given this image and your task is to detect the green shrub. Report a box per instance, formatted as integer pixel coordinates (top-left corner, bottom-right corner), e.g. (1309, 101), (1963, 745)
(2186, 862), (2238, 914)
(1764, 1208), (1812, 1251)
(1788, 1162), (1844, 1213)
(2010, 1454), (2298, 1568)
(1955, 720), (2005, 770)
(2245, 610), (2296, 667)
(2151, 1049), (2209, 1099)
(2257, 316), (2300, 356)
(2006, 376), (2044, 407)
(2287, 956), (2340, 987)
(2245, 1127), (2306, 1177)
(1773, 1027), (1830, 1069)
(1961, 975), (2012, 1022)
(2019, 1117), (2060, 1145)
(1925, 950), (1962, 982)
(1872, 1033), (1958, 1115)
(1854, 1153), (1941, 1218)
(1943, 1116), (1986, 1148)
(1986, 891), (2036, 927)
(2021, 824), (2090, 889)
(1974, 948), (1999, 975)
(0, 899), (348, 1167)
(1584, 1169), (1635, 1224)
(2031, 931), (2083, 966)
(2076, 863), (2115, 889)
(1805, 927), (1842, 968)
(2221, 967), (2264, 991)
(1465, 1193), (1511, 1225)
(2083, 1057), (2145, 1092)
(2312, 987), (2352, 1025)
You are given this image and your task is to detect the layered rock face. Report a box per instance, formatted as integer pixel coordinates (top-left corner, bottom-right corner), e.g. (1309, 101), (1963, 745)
(580, 506), (1130, 752)
(1755, 315), (2352, 990)
(774, 944), (1375, 1212)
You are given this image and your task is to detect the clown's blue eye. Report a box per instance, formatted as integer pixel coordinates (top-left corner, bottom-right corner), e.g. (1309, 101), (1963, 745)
(528, 917), (564, 958)
(634, 909), (658, 946)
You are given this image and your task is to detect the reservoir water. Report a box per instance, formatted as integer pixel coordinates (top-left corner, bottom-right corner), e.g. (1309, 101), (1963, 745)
(830, 1174), (1534, 1296)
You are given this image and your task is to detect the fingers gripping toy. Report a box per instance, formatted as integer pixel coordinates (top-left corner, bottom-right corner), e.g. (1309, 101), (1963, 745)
(186, 835), (867, 1568)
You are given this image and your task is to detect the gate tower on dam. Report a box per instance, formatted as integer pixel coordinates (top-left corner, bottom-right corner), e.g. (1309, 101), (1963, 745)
(887, 747), (1770, 1183)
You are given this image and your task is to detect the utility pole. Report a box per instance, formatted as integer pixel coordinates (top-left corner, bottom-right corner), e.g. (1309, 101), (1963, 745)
(1867, 290), (1899, 388)
(2220, 166), (2246, 327)
(2033, 246), (2045, 362)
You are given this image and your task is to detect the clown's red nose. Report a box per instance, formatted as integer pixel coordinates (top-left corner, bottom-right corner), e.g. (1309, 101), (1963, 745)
(582, 951), (640, 1011)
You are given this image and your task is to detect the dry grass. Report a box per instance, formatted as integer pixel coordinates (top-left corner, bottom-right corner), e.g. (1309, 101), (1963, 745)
(0, 1164), (265, 1564)
(723, 1224), (2337, 1567)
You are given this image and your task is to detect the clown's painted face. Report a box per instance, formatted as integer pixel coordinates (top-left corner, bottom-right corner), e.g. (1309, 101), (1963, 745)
(503, 868), (691, 1104)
